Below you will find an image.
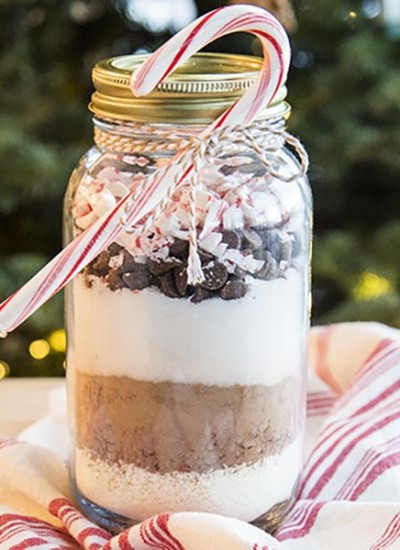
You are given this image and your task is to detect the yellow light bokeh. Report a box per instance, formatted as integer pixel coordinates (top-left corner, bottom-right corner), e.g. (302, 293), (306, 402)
(348, 10), (358, 18)
(353, 271), (393, 301)
(0, 361), (10, 379)
(48, 328), (66, 352)
(29, 339), (50, 360)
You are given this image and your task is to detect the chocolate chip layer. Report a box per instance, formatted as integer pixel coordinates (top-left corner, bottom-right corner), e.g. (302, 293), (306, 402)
(83, 224), (301, 301)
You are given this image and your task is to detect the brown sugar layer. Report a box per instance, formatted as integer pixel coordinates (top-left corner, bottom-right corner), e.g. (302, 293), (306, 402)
(75, 370), (301, 474)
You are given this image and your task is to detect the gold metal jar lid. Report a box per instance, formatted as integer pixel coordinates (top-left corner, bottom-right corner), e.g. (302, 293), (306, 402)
(89, 53), (290, 124)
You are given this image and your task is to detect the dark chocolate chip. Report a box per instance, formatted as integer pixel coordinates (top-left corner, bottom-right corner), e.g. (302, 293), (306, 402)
(222, 230), (241, 249)
(122, 271), (151, 291)
(108, 270), (125, 290)
(191, 286), (214, 303)
(200, 261), (228, 291)
(241, 229), (263, 251)
(118, 255), (152, 286)
(169, 239), (189, 260)
(108, 242), (123, 256)
(219, 279), (247, 300)
(118, 250), (140, 274)
(199, 250), (214, 264)
(149, 274), (161, 288)
(254, 251), (279, 280)
(92, 250), (110, 277)
(148, 258), (181, 276)
(174, 265), (189, 296)
(159, 272), (180, 298)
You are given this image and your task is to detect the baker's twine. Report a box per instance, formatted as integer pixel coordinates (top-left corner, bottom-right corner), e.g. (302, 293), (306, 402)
(187, 135), (209, 285)
(114, 120), (308, 285)
(0, 122), (308, 339)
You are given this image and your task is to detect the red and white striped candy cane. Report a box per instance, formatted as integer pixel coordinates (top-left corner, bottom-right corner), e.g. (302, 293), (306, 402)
(0, 4), (290, 337)
(132, 5), (290, 126)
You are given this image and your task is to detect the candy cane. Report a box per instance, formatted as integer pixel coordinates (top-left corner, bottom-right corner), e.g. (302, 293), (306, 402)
(0, 4), (290, 337)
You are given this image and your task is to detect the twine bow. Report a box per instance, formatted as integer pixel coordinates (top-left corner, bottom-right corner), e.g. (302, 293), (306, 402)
(117, 120), (309, 286)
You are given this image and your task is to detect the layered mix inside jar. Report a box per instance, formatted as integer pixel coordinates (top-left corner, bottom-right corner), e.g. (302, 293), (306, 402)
(67, 144), (309, 525)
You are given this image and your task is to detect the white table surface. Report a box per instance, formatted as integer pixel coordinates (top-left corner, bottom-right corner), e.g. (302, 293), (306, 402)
(0, 377), (64, 437)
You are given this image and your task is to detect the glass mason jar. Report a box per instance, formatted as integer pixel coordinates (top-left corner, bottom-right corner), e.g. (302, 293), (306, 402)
(65, 53), (312, 533)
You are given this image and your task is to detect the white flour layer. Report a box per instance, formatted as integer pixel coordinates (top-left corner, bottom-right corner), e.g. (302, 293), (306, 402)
(68, 268), (306, 386)
(75, 436), (302, 523)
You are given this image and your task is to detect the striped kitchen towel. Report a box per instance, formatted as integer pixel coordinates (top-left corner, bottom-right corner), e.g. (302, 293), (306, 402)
(1, 322), (400, 549)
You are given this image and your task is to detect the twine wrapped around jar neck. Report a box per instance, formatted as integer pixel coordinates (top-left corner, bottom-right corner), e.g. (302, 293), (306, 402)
(93, 117), (308, 178)
(93, 118), (202, 155)
(94, 117), (309, 285)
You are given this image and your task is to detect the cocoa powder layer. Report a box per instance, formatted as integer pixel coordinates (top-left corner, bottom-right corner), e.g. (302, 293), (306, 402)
(75, 371), (301, 474)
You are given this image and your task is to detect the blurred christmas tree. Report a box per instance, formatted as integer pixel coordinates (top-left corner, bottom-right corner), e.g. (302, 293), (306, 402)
(0, 0), (399, 378)
(289, 0), (400, 325)
(0, 0), (170, 377)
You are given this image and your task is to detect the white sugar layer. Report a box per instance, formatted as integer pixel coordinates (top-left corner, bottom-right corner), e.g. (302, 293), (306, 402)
(68, 268), (306, 386)
(75, 436), (302, 523)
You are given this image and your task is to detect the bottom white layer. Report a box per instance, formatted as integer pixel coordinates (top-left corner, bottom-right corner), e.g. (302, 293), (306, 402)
(75, 436), (302, 523)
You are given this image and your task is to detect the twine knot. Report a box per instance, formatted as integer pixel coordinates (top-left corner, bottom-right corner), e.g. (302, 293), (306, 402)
(116, 120), (309, 286)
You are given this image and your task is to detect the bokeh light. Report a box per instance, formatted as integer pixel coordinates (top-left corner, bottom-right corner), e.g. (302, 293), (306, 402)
(353, 272), (393, 301)
(124, 0), (197, 33)
(362, 0), (381, 19)
(0, 361), (10, 379)
(29, 339), (51, 360)
(48, 329), (66, 353)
